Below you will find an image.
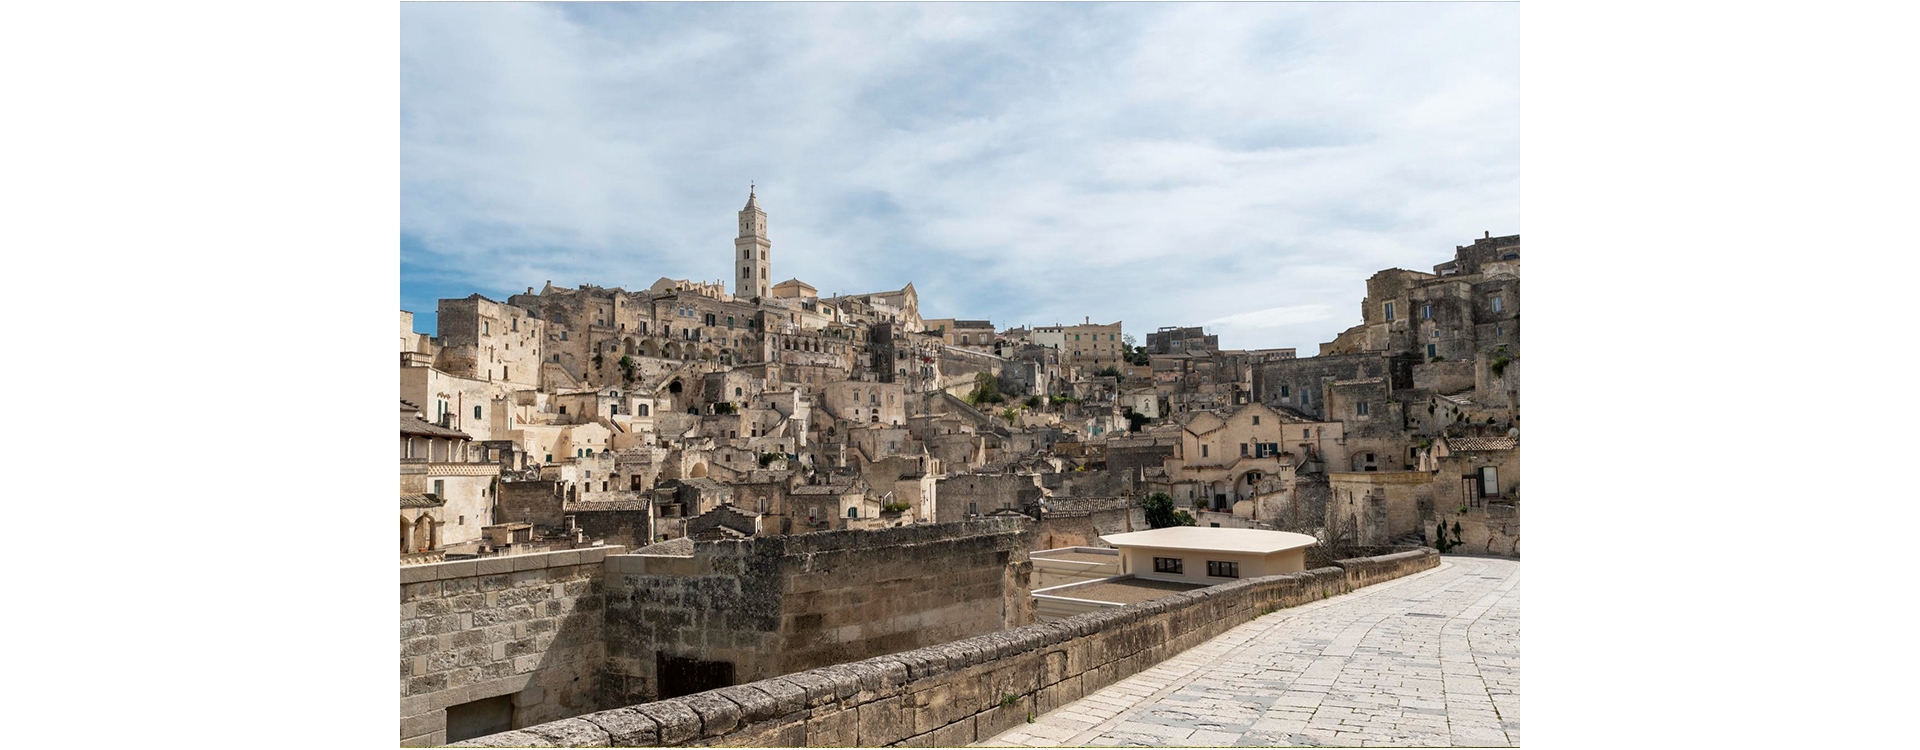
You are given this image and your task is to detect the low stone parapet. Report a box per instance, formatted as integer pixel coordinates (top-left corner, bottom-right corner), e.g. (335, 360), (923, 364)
(453, 547), (1438, 747)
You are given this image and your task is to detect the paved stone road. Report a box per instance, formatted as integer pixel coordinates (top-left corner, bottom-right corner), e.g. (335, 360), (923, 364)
(980, 557), (1519, 747)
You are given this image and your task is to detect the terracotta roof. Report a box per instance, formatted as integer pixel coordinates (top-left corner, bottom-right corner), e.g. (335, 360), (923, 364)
(400, 494), (444, 508)
(1447, 436), (1517, 451)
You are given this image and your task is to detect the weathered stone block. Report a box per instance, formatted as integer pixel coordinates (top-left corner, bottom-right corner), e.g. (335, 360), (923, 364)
(718, 715), (808, 748)
(437, 560), (480, 580)
(578, 707), (659, 747)
(804, 705), (857, 747)
(747, 679), (808, 717)
(1036, 674), (1083, 715)
(974, 696), (1031, 740)
(684, 692), (743, 737)
(711, 685), (781, 726)
(855, 694), (913, 747)
(518, 717), (611, 747)
(476, 556), (516, 575)
(399, 710), (443, 739)
(636, 701), (702, 746)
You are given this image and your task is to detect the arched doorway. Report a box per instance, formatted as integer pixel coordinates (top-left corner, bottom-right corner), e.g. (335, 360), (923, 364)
(688, 462), (708, 479)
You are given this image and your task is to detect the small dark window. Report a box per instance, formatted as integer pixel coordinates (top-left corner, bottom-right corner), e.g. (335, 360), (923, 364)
(473, 405), (482, 420)
(1153, 557), (1184, 574)
(1252, 416), (1260, 425)
(1357, 402), (1370, 416)
(1207, 560), (1240, 578)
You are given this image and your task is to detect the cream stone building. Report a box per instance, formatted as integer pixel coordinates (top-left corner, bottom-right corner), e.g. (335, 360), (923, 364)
(400, 401), (501, 553)
(435, 295), (547, 388)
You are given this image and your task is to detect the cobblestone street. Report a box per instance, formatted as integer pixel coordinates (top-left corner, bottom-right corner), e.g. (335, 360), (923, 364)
(981, 557), (1520, 747)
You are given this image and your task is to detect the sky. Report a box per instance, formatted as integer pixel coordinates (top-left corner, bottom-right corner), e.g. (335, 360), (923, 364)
(401, 2), (1518, 352)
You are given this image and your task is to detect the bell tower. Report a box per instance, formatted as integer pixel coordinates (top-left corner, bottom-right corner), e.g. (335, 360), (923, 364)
(735, 185), (771, 300)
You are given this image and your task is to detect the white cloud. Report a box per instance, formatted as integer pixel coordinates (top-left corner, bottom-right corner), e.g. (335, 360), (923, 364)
(401, 2), (1518, 351)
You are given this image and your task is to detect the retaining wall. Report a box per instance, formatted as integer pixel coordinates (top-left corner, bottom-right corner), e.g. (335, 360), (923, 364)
(454, 547), (1437, 748)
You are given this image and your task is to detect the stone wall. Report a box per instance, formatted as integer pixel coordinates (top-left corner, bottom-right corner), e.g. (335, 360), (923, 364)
(569, 506), (652, 550)
(1029, 499), (1143, 551)
(401, 546), (625, 746)
(456, 548), (1440, 748)
(935, 473), (1043, 523)
(499, 479), (567, 527)
(597, 519), (1035, 708)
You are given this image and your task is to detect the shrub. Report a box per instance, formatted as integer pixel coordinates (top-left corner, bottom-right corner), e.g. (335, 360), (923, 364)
(883, 500), (912, 513)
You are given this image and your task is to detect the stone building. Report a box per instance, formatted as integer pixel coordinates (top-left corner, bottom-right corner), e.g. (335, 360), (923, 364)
(734, 187), (772, 300)
(434, 294), (546, 388)
(1145, 325), (1219, 356)
(400, 400), (501, 553)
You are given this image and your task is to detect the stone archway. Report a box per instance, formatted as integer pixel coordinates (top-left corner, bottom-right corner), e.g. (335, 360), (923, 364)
(688, 462), (708, 479)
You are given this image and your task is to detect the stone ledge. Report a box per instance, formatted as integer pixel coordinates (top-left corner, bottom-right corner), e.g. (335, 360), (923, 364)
(399, 546), (628, 584)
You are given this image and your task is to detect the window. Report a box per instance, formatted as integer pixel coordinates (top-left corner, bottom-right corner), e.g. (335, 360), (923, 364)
(558, 405), (566, 415)
(847, 506), (859, 519)
(1490, 296), (1505, 313)
(1357, 402), (1370, 416)
(1202, 444), (1209, 458)
(545, 454), (552, 462)
(1384, 302), (1395, 321)
(1421, 304), (1432, 319)
(1206, 560), (1239, 578)
(1153, 557), (1184, 574)
(473, 405), (482, 420)
(968, 502), (977, 515)
(432, 480), (444, 497)
(483, 321), (490, 334)
(1427, 344), (1437, 358)
(1480, 466), (1500, 497)
(1241, 443), (1249, 456)
(561, 331), (568, 340)
(512, 318), (519, 331)
(1252, 416), (1260, 425)
(1303, 428), (1310, 438)
(1280, 385), (1290, 397)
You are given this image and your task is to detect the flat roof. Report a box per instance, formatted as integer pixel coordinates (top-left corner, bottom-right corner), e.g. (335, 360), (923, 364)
(1037, 577), (1207, 604)
(1099, 527), (1317, 555)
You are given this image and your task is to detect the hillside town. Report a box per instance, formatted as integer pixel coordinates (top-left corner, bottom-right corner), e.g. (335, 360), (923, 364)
(399, 189), (1520, 565)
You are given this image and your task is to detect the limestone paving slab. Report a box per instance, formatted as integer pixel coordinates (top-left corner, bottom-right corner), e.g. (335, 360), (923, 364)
(977, 557), (1520, 748)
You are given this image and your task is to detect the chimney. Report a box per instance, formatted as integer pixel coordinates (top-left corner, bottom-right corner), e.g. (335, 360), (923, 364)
(1084, 316), (1091, 325)
(1484, 231), (1491, 239)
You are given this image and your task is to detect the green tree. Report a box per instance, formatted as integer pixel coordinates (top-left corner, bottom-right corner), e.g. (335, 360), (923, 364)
(1144, 492), (1197, 529)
